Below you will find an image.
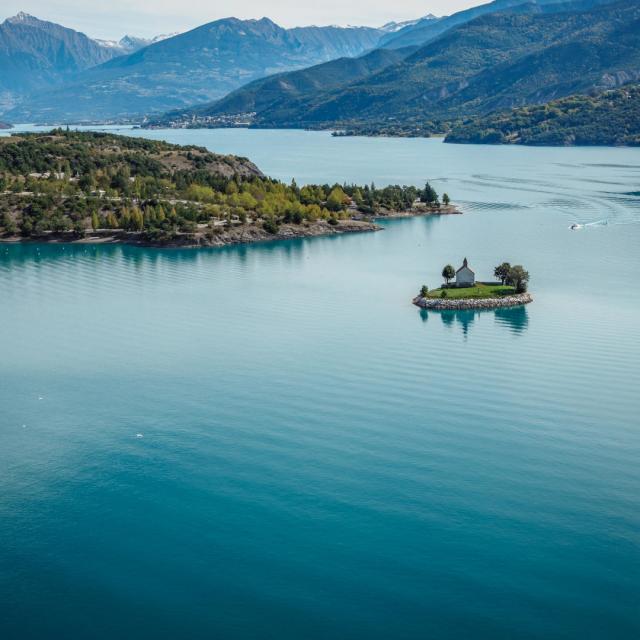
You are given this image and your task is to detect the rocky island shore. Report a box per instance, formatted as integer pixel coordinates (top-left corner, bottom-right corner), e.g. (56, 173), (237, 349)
(413, 293), (533, 311)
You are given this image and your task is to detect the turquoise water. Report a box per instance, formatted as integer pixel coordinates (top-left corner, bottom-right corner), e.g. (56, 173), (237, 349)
(1, 130), (639, 638)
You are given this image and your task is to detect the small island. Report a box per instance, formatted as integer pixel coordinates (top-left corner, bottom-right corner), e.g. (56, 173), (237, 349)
(0, 130), (460, 248)
(413, 259), (533, 310)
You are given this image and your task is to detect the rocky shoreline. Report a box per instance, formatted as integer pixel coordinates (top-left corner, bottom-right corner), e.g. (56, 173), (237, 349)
(0, 219), (382, 248)
(374, 205), (462, 219)
(413, 293), (533, 310)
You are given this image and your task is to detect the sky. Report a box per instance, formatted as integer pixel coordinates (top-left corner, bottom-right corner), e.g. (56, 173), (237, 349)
(1, 1), (487, 40)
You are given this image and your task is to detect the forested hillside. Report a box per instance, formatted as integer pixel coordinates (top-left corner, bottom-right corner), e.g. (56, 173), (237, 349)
(445, 84), (640, 145)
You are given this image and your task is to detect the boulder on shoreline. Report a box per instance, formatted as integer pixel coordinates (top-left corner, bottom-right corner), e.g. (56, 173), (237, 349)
(413, 293), (533, 310)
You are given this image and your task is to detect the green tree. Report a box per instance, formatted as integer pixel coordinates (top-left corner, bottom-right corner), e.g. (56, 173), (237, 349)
(106, 212), (119, 229)
(2, 212), (17, 236)
(73, 219), (87, 237)
(327, 186), (348, 212)
(442, 264), (456, 285)
(420, 182), (439, 205)
(420, 285), (429, 297)
(494, 262), (512, 285)
(506, 265), (530, 293)
(130, 208), (144, 231)
(442, 193), (450, 206)
(91, 212), (100, 231)
(263, 217), (279, 234)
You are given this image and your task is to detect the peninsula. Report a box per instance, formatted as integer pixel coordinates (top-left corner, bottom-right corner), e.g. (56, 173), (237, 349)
(413, 259), (533, 310)
(0, 130), (459, 248)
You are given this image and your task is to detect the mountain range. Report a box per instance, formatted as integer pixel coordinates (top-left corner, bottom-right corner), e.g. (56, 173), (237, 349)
(2, 15), (386, 123)
(0, 12), (177, 113)
(375, 0), (614, 49)
(154, 0), (638, 132)
(93, 33), (178, 57)
(2, 0), (639, 139)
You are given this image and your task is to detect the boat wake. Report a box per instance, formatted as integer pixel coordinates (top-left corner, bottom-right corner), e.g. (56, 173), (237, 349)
(570, 219), (609, 230)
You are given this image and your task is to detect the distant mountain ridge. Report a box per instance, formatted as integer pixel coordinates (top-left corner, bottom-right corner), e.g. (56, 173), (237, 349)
(3, 16), (387, 123)
(0, 13), (117, 111)
(94, 33), (178, 57)
(378, 14), (439, 34)
(377, 0), (618, 49)
(165, 0), (637, 132)
(149, 47), (415, 128)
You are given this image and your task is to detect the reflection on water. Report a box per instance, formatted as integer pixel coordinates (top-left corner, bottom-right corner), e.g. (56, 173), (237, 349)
(494, 305), (529, 334)
(420, 305), (530, 337)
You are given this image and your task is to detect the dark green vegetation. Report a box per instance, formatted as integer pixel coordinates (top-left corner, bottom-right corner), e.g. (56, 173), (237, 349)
(446, 85), (640, 146)
(163, 0), (638, 134)
(425, 284), (517, 299)
(3, 17), (385, 123)
(0, 131), (439, 245)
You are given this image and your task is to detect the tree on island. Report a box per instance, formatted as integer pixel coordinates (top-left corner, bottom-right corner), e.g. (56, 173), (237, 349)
(506, 265), (530, 293)
(494, 262), (512, 285)
(327, 186), (348, 212)
(420, 285), (429, 297)
(420, 182), (439, 205)
(442, 193), (450, 206)
(442, 264), (455, 286)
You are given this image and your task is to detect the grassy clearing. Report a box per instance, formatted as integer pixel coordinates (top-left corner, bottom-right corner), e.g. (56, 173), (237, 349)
(426, 283), (516, 299)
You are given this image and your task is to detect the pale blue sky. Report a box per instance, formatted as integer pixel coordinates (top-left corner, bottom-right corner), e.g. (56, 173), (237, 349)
(1, 1), (487, 40)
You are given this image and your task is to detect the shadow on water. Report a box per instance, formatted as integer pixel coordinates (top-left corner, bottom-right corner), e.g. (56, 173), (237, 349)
(420, 305), (529, 337)
(0, 238), (312, 271)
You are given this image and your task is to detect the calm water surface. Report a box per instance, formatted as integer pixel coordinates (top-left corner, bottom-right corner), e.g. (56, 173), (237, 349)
(1, 128), (639, 639)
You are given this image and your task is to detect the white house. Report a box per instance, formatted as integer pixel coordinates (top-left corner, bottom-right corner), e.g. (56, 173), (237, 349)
(455, 258), (475, 287)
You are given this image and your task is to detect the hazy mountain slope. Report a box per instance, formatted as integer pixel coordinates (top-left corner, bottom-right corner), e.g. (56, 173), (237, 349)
(218, 0), (640, 128)
(379, 0), (618, 49)
(148, 47), (413, 127)
(4, 18), (384, 123)
(446, 84), (640, 145)
(0, 13), (118, 111)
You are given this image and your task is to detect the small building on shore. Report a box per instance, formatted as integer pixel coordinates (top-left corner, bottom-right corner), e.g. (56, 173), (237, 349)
(456, 258), (475, 287)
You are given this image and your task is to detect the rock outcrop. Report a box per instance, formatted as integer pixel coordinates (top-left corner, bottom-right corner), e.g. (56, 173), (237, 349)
(413, 293), (533, 310)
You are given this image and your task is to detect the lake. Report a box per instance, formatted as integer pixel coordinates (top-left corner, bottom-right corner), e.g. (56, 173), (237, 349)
(1, 128), (639, 639)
